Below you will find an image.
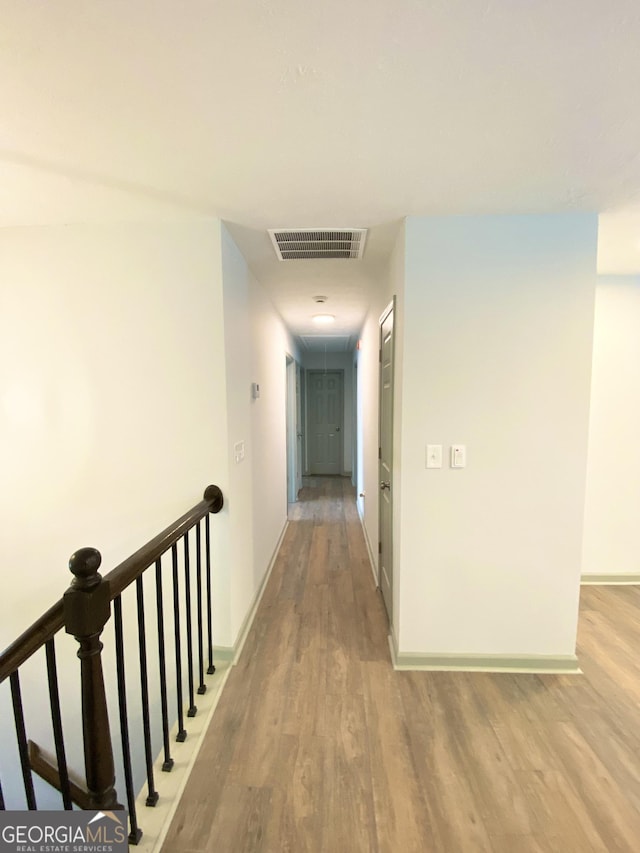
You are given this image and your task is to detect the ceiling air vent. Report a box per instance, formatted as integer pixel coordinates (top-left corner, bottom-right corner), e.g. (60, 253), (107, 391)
(268, 228), (367, 261)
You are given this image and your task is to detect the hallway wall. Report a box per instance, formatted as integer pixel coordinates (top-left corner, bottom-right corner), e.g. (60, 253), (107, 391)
(220, 223), (300, 642)
(397, 214), (598, 660)
(582, 275), (640, 579)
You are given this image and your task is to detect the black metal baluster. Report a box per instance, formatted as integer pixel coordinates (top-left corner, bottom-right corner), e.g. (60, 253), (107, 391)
(205, 514), (215, 675)
(172, 544), (187, 742)
(45, 639), (73, 810)
(10, 671), (36, 809)
(155, 558), (174, 771)
(195, 521), (206, 695)
(0, 777), (5, 810)
(183, 534), (197, 717)
(136, 576), (159, 806)
(113, 596), (143, 844)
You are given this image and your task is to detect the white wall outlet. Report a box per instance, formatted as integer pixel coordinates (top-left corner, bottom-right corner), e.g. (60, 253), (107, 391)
(234, 440), (245, 463)
(426, 444), (443, 468)
(450, 445), (466, 468)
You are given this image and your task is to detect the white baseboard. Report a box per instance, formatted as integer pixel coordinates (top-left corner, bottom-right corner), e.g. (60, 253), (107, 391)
(134, 518), (289, 851)
(357, 502), (379, 589)
(211, 644), (234, 663)
(581, 574), (640, 585)
(133, 661), (232, 852)
(388, 635), (580, 674)
(229, 519), (289, 664)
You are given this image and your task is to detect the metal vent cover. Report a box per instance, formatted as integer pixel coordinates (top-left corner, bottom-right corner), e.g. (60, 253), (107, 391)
(268, 228), (367, 261)
(299, 335), (355, 352)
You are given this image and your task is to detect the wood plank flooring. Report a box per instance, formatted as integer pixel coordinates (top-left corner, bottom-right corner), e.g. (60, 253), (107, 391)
(162, 477), (640, 853)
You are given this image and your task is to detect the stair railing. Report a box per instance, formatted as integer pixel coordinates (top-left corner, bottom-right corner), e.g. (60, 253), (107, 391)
(0, 484), (224, 844)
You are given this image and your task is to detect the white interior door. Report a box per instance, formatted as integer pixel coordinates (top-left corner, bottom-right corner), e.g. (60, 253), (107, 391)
(307, 371), (344, 475)
(379, 301), (395, 624)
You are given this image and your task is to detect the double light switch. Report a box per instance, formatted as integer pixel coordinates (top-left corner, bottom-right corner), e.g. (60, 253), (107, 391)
(425, 444), (467, 468)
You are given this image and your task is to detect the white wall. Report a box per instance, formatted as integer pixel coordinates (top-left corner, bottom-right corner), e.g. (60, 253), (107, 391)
(583, 276), (640, 578)
(300, 350), (354, 475)
(220, 223), (299, 640)
(398, 214), (597, 657)
(0, 221), (231, 647)
(250, 274), (299, 585)
(0, 219), (299, 653)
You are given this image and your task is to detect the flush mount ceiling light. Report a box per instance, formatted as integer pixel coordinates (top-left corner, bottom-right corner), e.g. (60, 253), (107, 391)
(312, 314), (336, 325)
(268, 228), (367, 260)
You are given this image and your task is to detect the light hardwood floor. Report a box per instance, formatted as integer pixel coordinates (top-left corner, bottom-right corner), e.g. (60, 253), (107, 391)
(162, 477), (640, 852)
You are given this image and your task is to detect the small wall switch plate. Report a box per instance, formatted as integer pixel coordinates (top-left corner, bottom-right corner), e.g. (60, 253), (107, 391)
(450, 445), (466, 468)
(426, 445), (442, 468)
(251, 382), (260, 399)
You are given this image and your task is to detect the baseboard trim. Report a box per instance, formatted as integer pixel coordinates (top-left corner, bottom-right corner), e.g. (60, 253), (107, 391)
(133, 661), (232, 853)
(228, 519), (289, 664)
(357, 502), (379, 589)
(389, 639), (581, 674)
(212, 645), (234, 663)
(388, 630), (400, 669)
(581, 574), (640, 585)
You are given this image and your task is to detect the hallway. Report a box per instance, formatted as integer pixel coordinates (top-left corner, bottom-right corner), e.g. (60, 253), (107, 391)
(162, 478), (640, 853)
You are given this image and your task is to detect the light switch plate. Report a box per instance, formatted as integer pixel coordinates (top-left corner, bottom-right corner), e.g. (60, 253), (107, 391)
(426, 445), (442, 468)
(450, 445), (466, 468)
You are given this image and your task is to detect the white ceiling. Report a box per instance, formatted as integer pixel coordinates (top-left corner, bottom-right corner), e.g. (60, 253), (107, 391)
(3, 1), (640, 345)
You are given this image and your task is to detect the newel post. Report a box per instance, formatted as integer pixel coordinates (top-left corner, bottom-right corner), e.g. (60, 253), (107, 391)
(63, 547), (121, 810)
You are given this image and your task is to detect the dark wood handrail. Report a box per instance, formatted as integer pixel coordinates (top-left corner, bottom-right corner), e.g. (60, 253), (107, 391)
(0, 485), (224, 684)
(104, 485), (223, 600)
(0, 601), (64, 685)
